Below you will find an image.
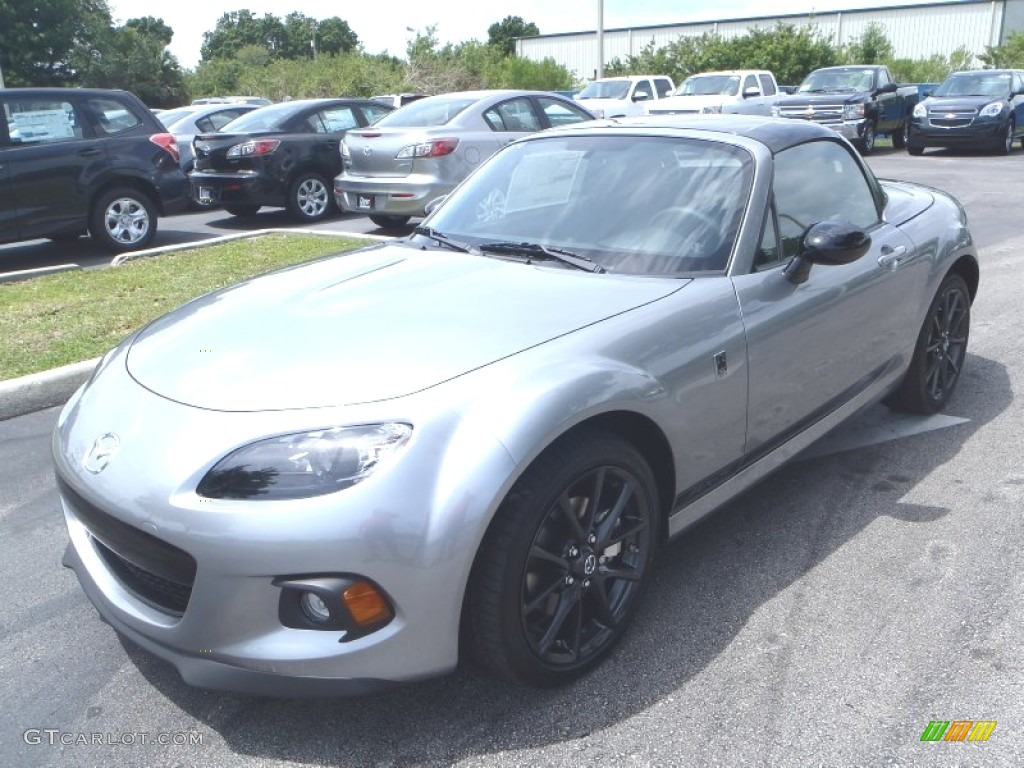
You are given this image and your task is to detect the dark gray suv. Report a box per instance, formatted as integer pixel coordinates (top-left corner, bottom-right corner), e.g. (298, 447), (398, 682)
(0, 87), (190, 252)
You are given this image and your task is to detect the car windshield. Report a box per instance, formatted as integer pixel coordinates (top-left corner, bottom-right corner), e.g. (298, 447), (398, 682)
(220, 102), (309, 132)
(798, 70), (874, 93)
(421, 135), (753, 276)
(934, 72), (1011, 97)
(576, 81), (631, 100)
(372, 96), (477, 127)
(676, 75), (740, 96)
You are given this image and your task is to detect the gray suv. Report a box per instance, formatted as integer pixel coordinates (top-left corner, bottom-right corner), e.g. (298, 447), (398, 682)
(0, 87), (190, 252)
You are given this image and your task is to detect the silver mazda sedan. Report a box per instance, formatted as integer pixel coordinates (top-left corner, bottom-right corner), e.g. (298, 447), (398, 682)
(54, 115), (978, 696)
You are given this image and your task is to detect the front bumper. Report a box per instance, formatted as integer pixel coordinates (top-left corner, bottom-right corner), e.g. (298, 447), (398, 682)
(334, 173), (453, 218)
(908, 119), (1006, 149)
(53, 362), (517, 696)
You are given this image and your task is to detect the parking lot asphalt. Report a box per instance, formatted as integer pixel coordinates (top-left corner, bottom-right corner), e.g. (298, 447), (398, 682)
(2, 147), (1023, 767)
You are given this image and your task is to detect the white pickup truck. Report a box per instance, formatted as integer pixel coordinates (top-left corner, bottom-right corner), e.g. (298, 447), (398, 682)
(645, 70), (781, 116)
(574, 75), (676, 118)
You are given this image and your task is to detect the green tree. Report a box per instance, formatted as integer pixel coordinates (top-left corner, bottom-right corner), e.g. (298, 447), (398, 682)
(487, 15), (540, 56)
(201, 11), (287, 61)
(315, 18), (360, 57)
(842, 23), (895, 64)
(74, 19), (186, 107)
(0, 0), (113, 86)
(980, 31), (1024, 67)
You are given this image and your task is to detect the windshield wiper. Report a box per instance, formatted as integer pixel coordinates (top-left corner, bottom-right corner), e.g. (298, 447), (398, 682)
(477, 241), (606, 273)
(412, 225), (475, 254)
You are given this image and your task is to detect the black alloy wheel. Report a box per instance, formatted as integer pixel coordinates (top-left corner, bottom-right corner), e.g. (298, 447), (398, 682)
(887, 273), (971, 414)
(467, 429), (659, 686)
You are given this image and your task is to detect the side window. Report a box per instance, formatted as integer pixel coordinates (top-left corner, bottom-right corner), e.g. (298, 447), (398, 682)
(759, 74), (777, 96)
(743, 75), (759, 95)
(484, 99), (541, 132)
(632, 80), (653, 101)
(876, 68), (890, 87)
(303, 112), (326, 133)
(361, 104), (392, 125)
(5, 98), (83, 145)
(88, 98), (142, 136)
(773, 140), (879, 260)
(536, 97), (592, 127)
(319, 106), (358, 133)
(195, 110), (245, 133)
(654, 78), (673, 98)
(755, 201), (782, 270)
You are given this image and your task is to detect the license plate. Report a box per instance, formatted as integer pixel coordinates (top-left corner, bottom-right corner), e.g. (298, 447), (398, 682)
(197, 187), (215, 204)
(357, 194), (374, 210)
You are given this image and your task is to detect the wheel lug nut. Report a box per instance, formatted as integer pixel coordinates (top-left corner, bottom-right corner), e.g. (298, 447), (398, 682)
(565, 575), (575, 586)
(582, 579), (590, 589)
(587, 534), (597, 545)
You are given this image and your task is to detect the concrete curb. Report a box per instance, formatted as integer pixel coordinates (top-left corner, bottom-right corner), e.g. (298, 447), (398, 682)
(1, 228), (394, 422)
(0, 358), (99, 421)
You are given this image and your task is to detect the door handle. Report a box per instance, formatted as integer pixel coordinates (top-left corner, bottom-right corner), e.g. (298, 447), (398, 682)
(877, 244), (907, 269)
(78, 148), (102, 157)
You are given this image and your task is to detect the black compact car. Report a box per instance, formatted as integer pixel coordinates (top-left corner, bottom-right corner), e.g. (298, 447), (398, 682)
(0, 87), (190, 252)
(908, 69), (1024, 155)
(189, 98), (392, 222)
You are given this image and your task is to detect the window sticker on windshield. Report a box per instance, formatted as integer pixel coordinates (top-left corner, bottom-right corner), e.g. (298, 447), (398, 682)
(504, 151), (584, 212)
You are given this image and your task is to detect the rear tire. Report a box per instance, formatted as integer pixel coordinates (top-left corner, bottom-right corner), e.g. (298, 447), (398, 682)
(368, 214), (412, 230)
(88, 187), (157, 253)
(224, 204), (261, 217)
(886, 273), (970, 414)
(466, 428), (660, 687)
(287, 172), (335, 222)
(891, 121), (908, 149)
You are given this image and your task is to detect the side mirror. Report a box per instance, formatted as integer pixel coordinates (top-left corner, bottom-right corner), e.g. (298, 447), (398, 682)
(632, 92), (650, 102)
(424, 195), (448, 216)
(742, 86), (762, 99)
(876, 82), (898, 95)
(783, 221), (871, 285)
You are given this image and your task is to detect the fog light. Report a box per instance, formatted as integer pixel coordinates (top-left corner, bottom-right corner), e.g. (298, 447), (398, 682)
(343, 581), (392, 626)
(300, 591), (331, 623)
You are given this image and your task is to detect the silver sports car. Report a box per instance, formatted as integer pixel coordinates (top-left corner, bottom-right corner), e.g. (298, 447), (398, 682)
(53, 115), (978, 696)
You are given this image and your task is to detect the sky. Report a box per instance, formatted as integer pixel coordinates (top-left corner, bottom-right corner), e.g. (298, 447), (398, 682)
(107, 0), (935, 70)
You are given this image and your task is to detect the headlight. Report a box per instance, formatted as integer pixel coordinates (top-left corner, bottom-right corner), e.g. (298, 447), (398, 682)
(843, 103), (866, 120)
(913, 103), (926, 119)
(701, 104), (723, 114)
(980, 101), (1004, 118)
(197, 423), (412, 500)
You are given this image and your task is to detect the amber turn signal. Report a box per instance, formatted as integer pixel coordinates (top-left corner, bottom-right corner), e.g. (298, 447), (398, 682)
(342, 581), (392, 626)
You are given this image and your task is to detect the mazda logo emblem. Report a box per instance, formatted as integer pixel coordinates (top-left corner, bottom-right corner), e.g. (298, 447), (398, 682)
(83, 433), (120, 474)
(583, 554), (597, 576)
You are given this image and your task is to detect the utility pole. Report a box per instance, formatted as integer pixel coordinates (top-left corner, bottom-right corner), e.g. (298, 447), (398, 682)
(597, 0), (604, 79)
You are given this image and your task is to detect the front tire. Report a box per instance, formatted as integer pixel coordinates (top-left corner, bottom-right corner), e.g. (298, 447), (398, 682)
(858, 121), (876, 155)
(88, 187), (157, 253)
(467, 429), (660, 687)
(907, 145), (925, 156)
(892, 121), (908, 149)
(287, 172), (335, 222)
(995, 119), (1014, 155)
(887, 273), (970, 414)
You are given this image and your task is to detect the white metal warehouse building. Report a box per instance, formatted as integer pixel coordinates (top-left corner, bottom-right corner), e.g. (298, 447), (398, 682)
(516, 0), (1024, 81)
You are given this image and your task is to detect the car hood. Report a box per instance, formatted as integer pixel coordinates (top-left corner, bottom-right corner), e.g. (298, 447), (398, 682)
(125, 245), (682, 411)
(780, 92), (867, 105)
(923, 95), (1005, 110)
(573, 97), (632, 114)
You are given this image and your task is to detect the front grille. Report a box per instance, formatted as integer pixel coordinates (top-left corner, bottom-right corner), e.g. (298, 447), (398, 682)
(649, 108), (700, 115)
(778, 103), (845, 124)
(94, 540), (193, 615)
(57, 475), (197, 616)
(927, 107), (976, 128)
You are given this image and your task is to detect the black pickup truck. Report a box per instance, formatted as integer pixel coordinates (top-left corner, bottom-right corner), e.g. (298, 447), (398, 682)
(771, 65), (920, 154)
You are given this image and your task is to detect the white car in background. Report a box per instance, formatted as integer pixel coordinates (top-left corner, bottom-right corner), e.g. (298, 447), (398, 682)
(646, 71), (781, 116)
(574, 75), (675, 118)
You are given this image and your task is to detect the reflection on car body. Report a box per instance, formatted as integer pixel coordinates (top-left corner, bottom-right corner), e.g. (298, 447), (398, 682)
(54, 115), (978, 697)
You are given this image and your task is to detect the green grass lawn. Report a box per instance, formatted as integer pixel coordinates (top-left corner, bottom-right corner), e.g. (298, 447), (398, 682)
(0, 234), (368, 380)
